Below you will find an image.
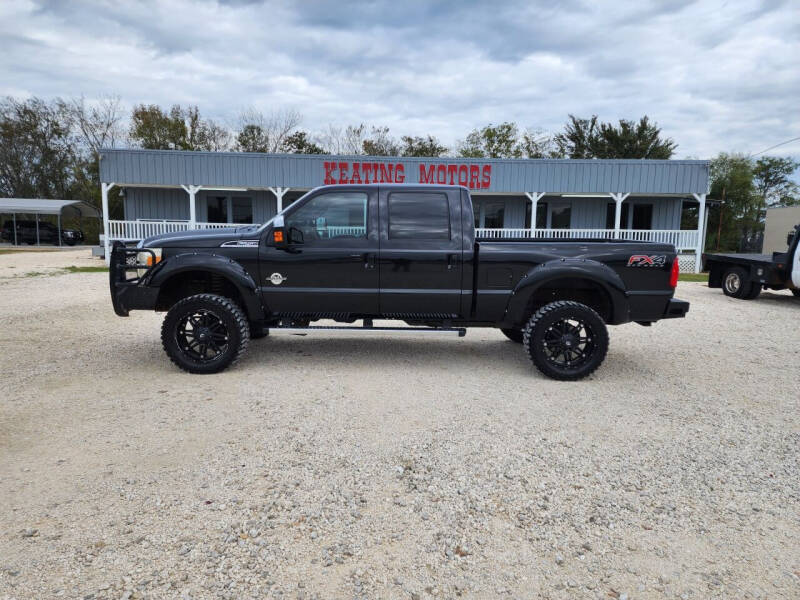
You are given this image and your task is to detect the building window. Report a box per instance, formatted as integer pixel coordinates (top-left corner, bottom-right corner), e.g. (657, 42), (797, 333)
(525, 202), (548, 228)
(206, 196), (254, 224)
(232, 197), (253, 224)
(631, 204), (653, 230)
(550, 205), (571, 229)
(207, 196), (228, 223)
(483, 202), (505, 229)
(388, 192), (450, 239)
(680, 200), (699, 229)
(605, 203), (653, 230)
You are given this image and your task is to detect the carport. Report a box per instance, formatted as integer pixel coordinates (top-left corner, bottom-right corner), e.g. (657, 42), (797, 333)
(0, 198), (101, 246)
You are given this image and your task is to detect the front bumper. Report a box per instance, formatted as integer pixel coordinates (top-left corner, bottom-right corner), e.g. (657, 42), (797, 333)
(662, 298), (690, 319)
(109, 241), (159, 316)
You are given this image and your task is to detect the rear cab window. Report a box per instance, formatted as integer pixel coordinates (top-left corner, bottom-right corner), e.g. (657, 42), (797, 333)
(388, 192), (450, 240)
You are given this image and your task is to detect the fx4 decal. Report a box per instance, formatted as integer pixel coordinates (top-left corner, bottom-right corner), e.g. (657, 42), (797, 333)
(627, 255), (667, 267)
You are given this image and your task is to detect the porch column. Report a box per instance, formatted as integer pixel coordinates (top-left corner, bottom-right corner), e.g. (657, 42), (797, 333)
(693, 193), (707, 274)
(609, 193), (630, 238)
(525, 192), (545, 237)
(101, 182), (115, 265)
(181, 185), (202, 229)
(268, 187), (291, 213)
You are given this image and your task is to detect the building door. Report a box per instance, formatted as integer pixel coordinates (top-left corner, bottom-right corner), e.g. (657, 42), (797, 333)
(377, 188), (463, 318)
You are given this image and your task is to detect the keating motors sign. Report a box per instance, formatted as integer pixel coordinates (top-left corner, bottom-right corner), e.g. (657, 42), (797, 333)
(323, 160), (493, 190)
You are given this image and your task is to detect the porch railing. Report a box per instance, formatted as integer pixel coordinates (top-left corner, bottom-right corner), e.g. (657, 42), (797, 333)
(108, 220), (698, 252)
(476, 228), (699, 250)
(108, 219), (240, 240)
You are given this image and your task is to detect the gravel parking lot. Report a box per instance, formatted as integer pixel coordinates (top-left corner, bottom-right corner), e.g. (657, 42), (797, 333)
(1, 249), (798, 600)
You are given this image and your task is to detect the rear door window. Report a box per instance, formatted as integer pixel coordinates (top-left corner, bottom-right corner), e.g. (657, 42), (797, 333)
(388, 192), (450, 240)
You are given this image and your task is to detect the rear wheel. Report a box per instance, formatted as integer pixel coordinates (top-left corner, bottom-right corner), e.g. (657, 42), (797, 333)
(722, 267), (750, 299)
(743, 282), (762, 299)
(522, 301), (609, 381)
(501, 328), (524, 343)
(161, 294), (249, 374)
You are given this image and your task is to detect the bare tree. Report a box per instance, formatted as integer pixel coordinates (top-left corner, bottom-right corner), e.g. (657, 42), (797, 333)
(318, 123), (369, 155)
(235, 107), (301, 153)
(69, 95), (126, 156)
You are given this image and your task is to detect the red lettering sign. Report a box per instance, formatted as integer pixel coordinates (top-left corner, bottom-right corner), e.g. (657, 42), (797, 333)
(322, 161), (490, 189)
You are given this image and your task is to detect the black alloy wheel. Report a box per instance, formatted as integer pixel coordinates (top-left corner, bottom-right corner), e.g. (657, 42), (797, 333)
(523, 301), (609, 381)
(176, 308), (230, 362)
(161, 294), (250, 374)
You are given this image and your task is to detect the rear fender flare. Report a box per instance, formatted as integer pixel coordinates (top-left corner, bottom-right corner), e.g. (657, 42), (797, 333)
(505, 258), (629, 325)
(149, 253), (264, 321)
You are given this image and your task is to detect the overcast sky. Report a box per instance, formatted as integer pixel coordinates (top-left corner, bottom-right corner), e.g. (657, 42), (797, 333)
(1, 0), (798, 161)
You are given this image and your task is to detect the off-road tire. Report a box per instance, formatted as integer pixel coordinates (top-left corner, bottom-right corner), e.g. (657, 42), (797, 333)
(501, 328), (524, 343)
(722, 267), (751, 299)
(522, 301), (609, 381)
(161, 294), (249, 374)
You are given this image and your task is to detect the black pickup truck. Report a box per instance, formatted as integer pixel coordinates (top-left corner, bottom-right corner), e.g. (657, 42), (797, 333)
(110, 184), (688, 380)
(703, 223), (800, 300)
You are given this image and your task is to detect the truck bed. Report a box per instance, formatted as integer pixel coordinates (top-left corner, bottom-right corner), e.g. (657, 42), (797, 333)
(707, 253), (774, 264)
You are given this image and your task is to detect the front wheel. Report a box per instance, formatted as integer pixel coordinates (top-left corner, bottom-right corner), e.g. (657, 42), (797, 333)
(161, 294), (250, 374)
(522, 301), (609, 381)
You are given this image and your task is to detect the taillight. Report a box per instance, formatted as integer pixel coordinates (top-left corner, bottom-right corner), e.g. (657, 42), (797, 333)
(669, 256), (680, 288)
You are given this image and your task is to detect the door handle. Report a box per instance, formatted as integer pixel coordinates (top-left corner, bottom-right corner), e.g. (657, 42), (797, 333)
(447, 254), (460, 270)
(364, 253), (376, 269)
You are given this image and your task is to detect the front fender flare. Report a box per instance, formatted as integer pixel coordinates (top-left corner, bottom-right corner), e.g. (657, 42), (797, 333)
(504, 258), (630, 325)
(148, 252), (264, 321)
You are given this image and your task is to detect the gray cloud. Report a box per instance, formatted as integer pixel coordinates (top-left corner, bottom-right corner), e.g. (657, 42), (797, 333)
(0, 0), (798, 162)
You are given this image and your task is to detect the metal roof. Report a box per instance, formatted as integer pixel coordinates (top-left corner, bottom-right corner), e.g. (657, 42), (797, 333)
(0, 198), (102, 218)
(100, 149), (710, 195)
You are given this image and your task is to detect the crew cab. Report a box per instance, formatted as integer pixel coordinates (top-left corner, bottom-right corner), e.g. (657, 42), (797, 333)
(110, 184), (688, 380)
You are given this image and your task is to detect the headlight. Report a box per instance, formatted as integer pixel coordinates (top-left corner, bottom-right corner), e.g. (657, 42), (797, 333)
(136, 248), (162, 277)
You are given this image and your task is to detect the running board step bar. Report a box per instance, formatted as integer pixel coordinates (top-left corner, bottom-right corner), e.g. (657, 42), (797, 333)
(266, 325), (466, 337)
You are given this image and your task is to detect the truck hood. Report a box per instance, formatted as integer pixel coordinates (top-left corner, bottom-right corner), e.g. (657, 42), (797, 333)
(140, 225), (262, 248)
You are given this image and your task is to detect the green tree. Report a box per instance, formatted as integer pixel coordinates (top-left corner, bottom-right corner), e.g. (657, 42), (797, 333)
(0, 96), (76, 199)
(399, 135), (448, 157)
(554, 115), (676, 159)
(706, 153), (760, 251)
(553, 115), (598, 158)
(458, 122), (522, 158)
(753, 155), (799, 207)
(130, 104), (230, 151)
(362, 126), (399, 156)
(281, 130), (324, 154)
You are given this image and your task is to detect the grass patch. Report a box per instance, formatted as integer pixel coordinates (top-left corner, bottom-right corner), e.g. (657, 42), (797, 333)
(63, 265), (108, 273)
(678, 273), (708, 282)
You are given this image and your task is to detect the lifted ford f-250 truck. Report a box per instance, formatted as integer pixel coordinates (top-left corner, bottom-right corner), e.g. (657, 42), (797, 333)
(110, 184), (689, 380)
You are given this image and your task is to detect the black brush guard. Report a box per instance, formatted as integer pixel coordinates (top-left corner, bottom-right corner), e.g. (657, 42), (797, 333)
(109, 241), (160, 316)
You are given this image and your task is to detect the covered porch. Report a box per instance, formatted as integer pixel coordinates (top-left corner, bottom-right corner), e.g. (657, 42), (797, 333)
(101, 186), (707, 272)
